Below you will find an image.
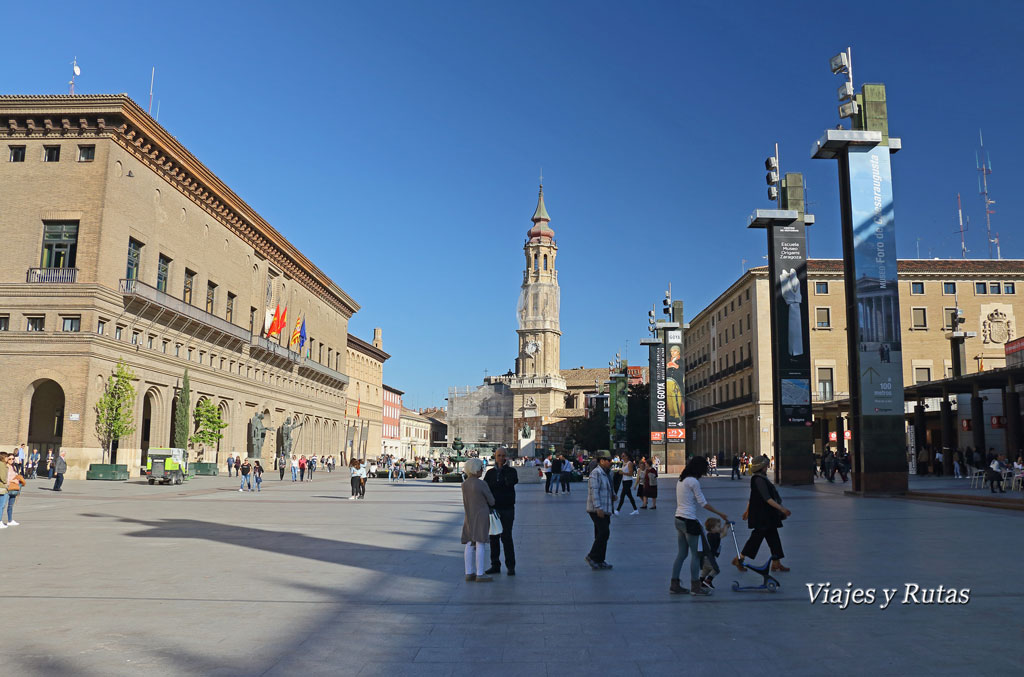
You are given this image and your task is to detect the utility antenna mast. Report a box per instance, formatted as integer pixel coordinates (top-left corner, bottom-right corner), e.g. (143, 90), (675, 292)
(68, 57), (80, 94)
(977, 130), (997, 258)
(956, 193), (968, 259)
(148, 67), (155, 115)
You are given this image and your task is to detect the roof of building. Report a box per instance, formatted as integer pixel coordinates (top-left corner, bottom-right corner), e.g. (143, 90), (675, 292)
(560, 367), (609, 388)
(0, 95), (361, 317)
(348, 333), (390, 362)
(383, 384), (404, 395)
(550, 407), (586, 419)
(528, 184), (554, 239)
(400, 407), (431, 423)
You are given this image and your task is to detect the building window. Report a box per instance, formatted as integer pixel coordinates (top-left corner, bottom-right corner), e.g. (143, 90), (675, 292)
(226, 293), (235, 323)
(41, 221), (79, 269)
(914, 367), (932, 384)
(206, 281), (217, 313)
(115, 325), (124, 340)
(815, 282), (828, 295)
(975, 282), (987, 295)
(162, 340), (169, 353)
(131, 331), (139, 345)
(26, 316), (45, 331)
(1004, 282), (1016, 295)
(77, 145), (95, 162)
(183, 269), (196, 304)
(815, 307), (831, 328)
(97, 319), (106, 335)
(943, 308), (959, 330)
(175, 343), (181, 357)
(943, 282), (956, 295)
(157, 255), (171, 292)
(62, 317), (80, 332)
(9, 145), (25, 162)
(43, 145), (60, 162)
(989, 282), (1001, 294)
(911, 281), (925, 295)
(911, 307), (927, 329)
(817, 367), (834, 401)
(126, 239), (143, 280)
(0, 316), (8, 331)
(148, 335), (154, 349)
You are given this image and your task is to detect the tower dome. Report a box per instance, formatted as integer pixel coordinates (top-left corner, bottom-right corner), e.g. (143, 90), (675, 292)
(527, 184), (554, 240)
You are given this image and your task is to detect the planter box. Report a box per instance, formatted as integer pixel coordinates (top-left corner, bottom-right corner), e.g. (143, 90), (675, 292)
(441, 473), (464, 483)
(191, 463), (219, 476)
(86, 464), (129, 481)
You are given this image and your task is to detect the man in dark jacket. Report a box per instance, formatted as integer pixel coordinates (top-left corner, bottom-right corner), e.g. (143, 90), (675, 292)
(53, 450), (68, 491)
(484, 449), (518, 575)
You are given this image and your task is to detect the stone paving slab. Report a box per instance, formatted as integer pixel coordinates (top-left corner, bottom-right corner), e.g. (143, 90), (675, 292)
(0, 472), (1020, 675)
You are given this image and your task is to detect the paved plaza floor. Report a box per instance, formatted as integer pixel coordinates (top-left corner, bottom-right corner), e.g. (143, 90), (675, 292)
(1, 469), (1021, 676)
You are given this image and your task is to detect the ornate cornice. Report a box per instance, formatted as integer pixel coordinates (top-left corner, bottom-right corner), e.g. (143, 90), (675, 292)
(0, 95), (360, 318)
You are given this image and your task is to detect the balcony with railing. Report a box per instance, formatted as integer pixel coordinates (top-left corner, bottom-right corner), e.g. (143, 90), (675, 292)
(119, 278), (250, 344)
(298, 356), (349, 389)
(27, 267), (78, 283)
(249, 335), (299, 365)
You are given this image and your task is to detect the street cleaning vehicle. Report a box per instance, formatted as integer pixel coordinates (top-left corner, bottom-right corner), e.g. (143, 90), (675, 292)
(145, 448), (188, 485)
(727, 521), (781, 593)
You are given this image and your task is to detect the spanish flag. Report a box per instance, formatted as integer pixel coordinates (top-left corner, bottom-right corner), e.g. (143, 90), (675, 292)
(290, 317), (303, 350)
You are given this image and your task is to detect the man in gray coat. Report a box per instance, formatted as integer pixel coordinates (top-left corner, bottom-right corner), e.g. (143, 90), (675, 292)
(52, 450), (68, 491)
(585, 451), (616, 570)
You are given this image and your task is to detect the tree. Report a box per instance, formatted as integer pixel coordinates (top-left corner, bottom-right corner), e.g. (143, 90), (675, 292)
(570, 407), (609, 453)
(172, 369), (191, 449)
(191, 398), (227, 452)
(626, 382), (650, 455)
(95, 360), (137, 464)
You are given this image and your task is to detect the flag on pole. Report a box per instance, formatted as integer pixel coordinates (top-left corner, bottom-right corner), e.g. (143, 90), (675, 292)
(263, 306), (276, 335)
(299, 318), (307, 350)
(290, 317), (303, 350)
(266, 305), (283, 337)
(356, 396), (361, 417)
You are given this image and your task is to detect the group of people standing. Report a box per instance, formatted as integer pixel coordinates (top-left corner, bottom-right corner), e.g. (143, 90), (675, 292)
(460, 450), (518, 581)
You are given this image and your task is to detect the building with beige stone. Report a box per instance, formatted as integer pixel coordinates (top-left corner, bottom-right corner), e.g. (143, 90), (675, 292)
(0, 94), (387, 479)
(684, 259), (1024, 461)
(399, 407), (431, 459)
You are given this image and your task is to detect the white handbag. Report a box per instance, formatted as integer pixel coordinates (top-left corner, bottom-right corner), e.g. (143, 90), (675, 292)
(488, 510), (502, 536)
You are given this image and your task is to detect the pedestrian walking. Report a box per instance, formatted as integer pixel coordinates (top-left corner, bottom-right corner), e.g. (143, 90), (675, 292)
(308, 454), (317, 481)
(640, 460), (658, 509)
(226, 455), (235, 477)
(52, 450), (67, 491)
(560, 455), (572, 493)
(709, 455), (718, 477)
(484, 448), (518, 576)
(349, 458), (361, 500)
(461, 458), (496, 582)
(278, 455), (286, 481)
(616, 453), (638, 515)
(299, 455), (307, 481)
(28, 448), (40, 479)
(45, 450), (55, 479)
(550, 454), (563, 495)
(3, 451), (26, 527)
(731, 455), (741, 481)
(253, 461), (263, 492)
(239, 458), (252, 492)
(290, 454), (299, 481)
(733, 455), (792, 573)
(585, 450), (616, 570)
(358, 459), (368, 498)
(671, 456), (728, 595)
(543, 455), (554, 493)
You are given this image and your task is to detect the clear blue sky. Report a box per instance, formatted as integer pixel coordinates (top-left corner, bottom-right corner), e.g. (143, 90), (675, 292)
(3, 1), (1022, 408)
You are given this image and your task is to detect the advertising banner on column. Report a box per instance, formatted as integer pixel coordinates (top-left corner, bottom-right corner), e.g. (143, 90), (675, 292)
(649, 343), (666, 443)
(848, 145), (904, 415)
(665, 330), (686, 443)
(767, 223), (812, 428)
(608, 371), (628, 451)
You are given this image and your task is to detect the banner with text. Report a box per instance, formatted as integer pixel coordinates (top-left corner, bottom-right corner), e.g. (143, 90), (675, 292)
(768, 222), (813, 428)
(665, 330), (686, 442)
(648, 343), (666, 443)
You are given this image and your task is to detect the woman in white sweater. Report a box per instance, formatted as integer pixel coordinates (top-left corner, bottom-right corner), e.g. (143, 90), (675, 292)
(671, 456), (728, 596)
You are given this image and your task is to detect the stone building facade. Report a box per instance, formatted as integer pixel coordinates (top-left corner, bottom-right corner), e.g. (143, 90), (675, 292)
(0, 95), (386, 478)
(684, 259), (1024, 461)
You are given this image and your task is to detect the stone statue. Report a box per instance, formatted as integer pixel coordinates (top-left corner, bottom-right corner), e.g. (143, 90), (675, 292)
(520, 423), (532, 439)
(249, 412), (268, 456)
(279, 416), (303, 456)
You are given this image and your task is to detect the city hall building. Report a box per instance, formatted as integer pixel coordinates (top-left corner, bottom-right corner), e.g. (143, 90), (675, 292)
(0, 94), (386, 478)
(684, 259), (1024, 460)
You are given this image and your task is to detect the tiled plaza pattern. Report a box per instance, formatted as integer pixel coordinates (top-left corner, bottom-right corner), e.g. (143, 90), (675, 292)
(0, 471), (1020, 676)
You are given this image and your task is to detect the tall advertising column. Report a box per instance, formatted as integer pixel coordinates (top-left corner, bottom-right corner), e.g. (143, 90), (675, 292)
(664, 329), (686, 469)
(813, 129), (907, 494)
(642, 338), (667, 449)
(608, 365), (628, 453)
(749, 208), (815, 485)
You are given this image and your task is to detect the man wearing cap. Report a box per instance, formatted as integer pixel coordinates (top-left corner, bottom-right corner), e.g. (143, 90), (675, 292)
(585, 450), (616, 570)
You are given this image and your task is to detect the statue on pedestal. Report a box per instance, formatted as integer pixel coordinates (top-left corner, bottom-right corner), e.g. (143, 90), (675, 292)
(279, 416), (303, 457)
(249, 412), (268, 457)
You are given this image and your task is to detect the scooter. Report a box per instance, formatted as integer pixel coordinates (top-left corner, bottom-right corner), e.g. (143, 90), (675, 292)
(727, 521), (780, 592)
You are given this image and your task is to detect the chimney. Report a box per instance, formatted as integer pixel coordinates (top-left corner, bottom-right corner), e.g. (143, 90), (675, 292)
(372, 327), (383, 349)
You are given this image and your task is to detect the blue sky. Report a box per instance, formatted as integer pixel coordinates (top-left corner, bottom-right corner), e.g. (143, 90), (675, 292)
(3, 1), (1022, 408)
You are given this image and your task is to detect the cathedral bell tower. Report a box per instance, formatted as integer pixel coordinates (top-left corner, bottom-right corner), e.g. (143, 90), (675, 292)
(511, 184), (567, 422)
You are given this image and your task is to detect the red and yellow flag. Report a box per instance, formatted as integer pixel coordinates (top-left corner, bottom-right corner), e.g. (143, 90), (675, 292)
(266, 305), (283, 337)
(290, 317), (303, 350)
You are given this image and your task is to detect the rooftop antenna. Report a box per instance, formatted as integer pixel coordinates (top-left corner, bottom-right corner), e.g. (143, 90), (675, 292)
(955, 193), (968, 259)
(68, 57), (80, 94)
(148, 67), (155, 115)
(155, 100), (161, 122)
(977, 129), (997, 258)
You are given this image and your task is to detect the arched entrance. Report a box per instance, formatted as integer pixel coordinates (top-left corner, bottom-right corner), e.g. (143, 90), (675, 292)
(141, 391), (155, 466)
(28, 379), (65, 461)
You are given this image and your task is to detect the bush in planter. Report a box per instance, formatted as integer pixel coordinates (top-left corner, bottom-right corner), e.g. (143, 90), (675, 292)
(441, 472), (464, 483)
(374, 470), (390, 478)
